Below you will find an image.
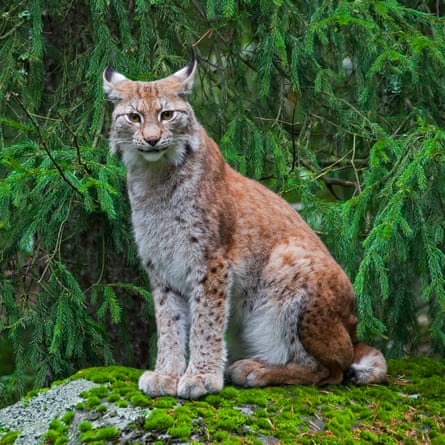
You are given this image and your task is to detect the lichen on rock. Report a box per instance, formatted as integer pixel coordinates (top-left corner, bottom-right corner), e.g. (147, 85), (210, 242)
(0, 379), (99, 445)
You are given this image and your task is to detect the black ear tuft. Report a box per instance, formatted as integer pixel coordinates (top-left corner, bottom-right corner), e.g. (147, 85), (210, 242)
(104, 53), (117, 82)
(185, 45), (197, 77)
(104, 63), (114, 82)
(171, 46), (197, 93)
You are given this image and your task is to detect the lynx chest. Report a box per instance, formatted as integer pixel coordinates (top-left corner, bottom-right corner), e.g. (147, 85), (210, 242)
(128, 174), (206, 296)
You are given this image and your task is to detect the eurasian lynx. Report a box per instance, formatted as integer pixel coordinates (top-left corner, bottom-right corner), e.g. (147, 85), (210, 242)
(103, 51), (387, 400)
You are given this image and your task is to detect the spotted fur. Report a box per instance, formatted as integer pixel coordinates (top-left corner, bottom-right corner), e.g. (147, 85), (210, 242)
(103, 53), (387, 399)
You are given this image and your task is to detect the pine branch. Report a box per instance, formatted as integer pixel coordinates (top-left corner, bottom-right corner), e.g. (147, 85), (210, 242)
(11, 93), (83, 197)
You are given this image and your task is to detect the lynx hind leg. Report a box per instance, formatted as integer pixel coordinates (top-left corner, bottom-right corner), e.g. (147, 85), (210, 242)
(228, 240), (349, 388)
(346, 342), (387, 384)
(298, 297), (355, 386)
(228, 359), (328, 387)
(230, 306), (355, 388)
(227, 301), (325, 387)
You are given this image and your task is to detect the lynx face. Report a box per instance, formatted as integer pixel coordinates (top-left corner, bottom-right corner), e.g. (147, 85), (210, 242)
(104, 59), (200, 166)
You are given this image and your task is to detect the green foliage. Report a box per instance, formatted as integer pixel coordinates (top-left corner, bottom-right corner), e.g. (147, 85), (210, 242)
(1, 0), (444, 404)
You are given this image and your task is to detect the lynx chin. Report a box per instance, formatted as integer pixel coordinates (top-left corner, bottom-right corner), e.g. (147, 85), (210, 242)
(103, 50), (387, 400)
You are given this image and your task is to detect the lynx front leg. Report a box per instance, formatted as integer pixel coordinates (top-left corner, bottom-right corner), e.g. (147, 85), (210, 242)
(177, 257), (229, 399)
(138, 277), (188, 397)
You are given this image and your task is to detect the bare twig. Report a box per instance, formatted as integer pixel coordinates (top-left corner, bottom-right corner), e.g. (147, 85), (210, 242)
(193, 28), (214, 47)
(255, 116), (299, 127)
(322, 177), (356, 188)
(59, 113), (91, 174)
(290, 97), (299, 171)
(351, 134), (362, 195)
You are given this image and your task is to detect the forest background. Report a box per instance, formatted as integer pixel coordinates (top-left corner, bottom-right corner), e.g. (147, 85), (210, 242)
(0, 0), (444, 407)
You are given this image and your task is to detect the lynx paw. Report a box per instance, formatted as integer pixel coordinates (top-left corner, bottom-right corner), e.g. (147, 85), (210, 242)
(177, 373), (224, 399)
(228, 359), (269, 387)
(138, 371), (179, 397)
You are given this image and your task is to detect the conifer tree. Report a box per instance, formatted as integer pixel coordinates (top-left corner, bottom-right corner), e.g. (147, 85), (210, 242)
(0, 0), (444, 403)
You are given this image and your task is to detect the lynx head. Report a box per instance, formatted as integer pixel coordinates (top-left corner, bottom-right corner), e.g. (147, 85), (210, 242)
(103, 52), (200, 166)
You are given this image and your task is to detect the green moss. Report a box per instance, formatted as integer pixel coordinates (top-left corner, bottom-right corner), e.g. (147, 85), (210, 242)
(235, 388), (270, 406)
(144, 408), (174, 430)
(202, 393), (224, 406)
(48, 419), (68, 433)
(115, 399), (129, 408)
(44, 430), (61, 442)
(61, 410), (75, 425)
(73, 366), (142, 385)
(7, 357), (441, 444)
(81, 385), (109, 399)
(0, 431), (21, 445)
(75, 401), (85, 410)
(44, 418), (69, 445)
(213, 430), (230, 442)
(106, 393), (120, 403)
(96, 404), (107, 413)
(129, 393), (151, 407)
(167, 424), (192, 440)
(257, 416), (274, 431)
(78, 421), (93, 432)
(218, 385), (240, 399)
(151, 395), (177, 409)
(210, 407), (248, 436)
(78, 426), (120, 443)
(85, 395), (101, 410)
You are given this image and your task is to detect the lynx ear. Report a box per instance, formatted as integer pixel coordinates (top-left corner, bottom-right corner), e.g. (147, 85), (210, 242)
(172, 47), (197, 94)
(103, 62), (129, 102)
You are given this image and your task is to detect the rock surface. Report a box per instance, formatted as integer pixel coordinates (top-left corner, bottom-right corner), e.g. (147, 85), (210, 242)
(0, 380), (100, 445)
(0, 358), (444, 444)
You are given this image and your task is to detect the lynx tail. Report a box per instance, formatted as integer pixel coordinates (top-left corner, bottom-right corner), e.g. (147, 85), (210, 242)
(346, 342), (387, 384)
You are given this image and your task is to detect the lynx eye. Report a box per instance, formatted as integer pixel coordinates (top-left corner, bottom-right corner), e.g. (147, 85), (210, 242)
(160, 110), (174, 121)
(127, 112), (141, 123)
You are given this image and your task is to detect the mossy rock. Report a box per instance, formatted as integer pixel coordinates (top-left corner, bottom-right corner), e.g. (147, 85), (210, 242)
(0, 358), (444, 444)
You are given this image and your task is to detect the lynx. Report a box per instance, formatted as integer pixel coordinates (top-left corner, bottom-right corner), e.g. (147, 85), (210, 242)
(103, 51), (387, 400)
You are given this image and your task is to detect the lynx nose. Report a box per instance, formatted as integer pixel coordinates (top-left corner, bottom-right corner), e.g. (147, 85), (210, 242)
(145, 136), (160, 146)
